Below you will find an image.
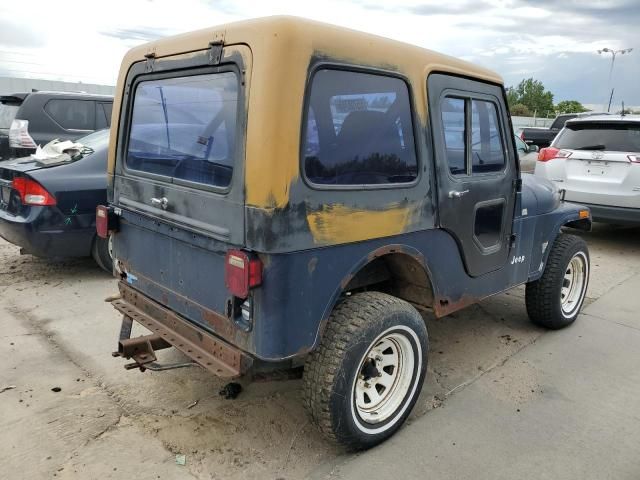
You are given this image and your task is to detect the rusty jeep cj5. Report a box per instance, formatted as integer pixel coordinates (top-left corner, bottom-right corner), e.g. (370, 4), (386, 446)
(98, 16), (592, 449)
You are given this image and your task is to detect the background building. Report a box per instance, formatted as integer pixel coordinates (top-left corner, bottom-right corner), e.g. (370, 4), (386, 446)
(0, 77), (114, 97)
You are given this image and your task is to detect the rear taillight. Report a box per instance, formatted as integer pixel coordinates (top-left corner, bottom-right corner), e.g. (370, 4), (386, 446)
(96, 205), (119, 238)
(519, 131), (525, 141)
(225, 250), (263, 299)
(538, 147), (572, 162)
(9, 119), (37, 149)
(628, 155), (640, 163)
(12, 177), (56, 206)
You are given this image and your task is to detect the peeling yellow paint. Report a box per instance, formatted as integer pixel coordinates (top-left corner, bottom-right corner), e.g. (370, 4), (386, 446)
(306, 204), (417, 245)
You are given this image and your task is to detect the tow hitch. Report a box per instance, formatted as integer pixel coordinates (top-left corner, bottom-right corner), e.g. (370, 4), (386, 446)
(112, 316), (199, 372)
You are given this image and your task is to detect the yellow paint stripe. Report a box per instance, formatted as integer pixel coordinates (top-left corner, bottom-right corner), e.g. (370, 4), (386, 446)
(306, 203), (415, 245)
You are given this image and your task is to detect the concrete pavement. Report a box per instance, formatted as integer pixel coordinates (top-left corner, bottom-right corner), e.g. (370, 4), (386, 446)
(314, 274), (640, 480)
(1, 225), (638, 479)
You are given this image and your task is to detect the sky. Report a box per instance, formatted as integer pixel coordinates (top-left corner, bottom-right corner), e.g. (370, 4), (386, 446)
(0, 0), (638, 107)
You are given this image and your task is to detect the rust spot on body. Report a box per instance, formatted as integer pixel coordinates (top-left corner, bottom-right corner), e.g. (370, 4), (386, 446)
(434, 293), (479, 317)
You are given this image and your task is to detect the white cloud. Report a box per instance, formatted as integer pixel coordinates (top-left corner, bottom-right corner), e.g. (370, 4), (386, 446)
(0, 0), (637, 103)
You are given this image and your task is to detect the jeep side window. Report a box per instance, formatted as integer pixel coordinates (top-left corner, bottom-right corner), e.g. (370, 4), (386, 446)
(303, 69), (417, 185)
(45, 99), (95, 131)
(471, 99), (505, 174)
(441, 96), (505, 175)
(441, 97), (466, 175)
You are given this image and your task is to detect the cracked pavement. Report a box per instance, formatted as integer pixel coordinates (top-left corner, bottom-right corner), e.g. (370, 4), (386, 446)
(0, 224), (639, 479)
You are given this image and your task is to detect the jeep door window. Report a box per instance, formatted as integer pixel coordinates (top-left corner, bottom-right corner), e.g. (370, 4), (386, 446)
(126, 72), (238, 188)
(45, 99), (95, 131)
(441, 97), (505, 175)
(471, 99), (505, 174)
(441, 97), (466, 175)
(303, 69), (418, 185)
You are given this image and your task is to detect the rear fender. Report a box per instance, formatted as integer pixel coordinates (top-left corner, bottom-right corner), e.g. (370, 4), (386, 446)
(311, 244), (438, 352)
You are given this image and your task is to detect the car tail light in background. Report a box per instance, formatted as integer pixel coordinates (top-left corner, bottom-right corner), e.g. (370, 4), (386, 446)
(519, 131), (525, 141)
(12, 177), (56, 206)
(9, 119), (37, 149)
(96, 205), (119, 238)
(628, 155), (640, 163)
(538, 147), (573, 162)
(225, 249), (263, 299)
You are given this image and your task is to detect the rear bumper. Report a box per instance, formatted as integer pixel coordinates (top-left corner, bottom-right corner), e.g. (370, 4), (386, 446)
(580, 203), (640, 225)
(112, 281), (253, 378)
(0, 207), (94, 257)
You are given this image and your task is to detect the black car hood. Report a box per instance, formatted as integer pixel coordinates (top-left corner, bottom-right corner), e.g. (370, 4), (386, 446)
(521, 173), (561, 216)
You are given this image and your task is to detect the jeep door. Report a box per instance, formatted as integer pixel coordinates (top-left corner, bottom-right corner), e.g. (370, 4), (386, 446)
(428, 73), (517, 277)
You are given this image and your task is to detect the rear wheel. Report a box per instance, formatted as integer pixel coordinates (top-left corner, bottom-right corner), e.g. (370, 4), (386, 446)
(526, 234), (589, 329)
(302, 292), (428, 450)
(92, 235), (113, 274)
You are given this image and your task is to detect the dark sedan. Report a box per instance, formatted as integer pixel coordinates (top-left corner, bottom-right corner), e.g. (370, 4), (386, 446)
(0, 129), (112, 271)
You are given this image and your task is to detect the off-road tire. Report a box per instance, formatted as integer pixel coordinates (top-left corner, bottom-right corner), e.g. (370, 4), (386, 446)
(302, 292), (428, 450)
(526, 234), (589, 329)
(92, 235), (113, 274)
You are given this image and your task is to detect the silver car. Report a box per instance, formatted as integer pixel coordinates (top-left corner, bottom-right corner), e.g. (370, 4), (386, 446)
(515, 134), (539, 173)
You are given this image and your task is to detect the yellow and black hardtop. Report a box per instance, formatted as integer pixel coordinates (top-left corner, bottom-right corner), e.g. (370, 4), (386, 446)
(108, 16), (503, 251)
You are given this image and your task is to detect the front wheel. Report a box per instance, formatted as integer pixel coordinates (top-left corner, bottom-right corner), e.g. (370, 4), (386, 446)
(526, 234), (589, 329)
(302, 292), (428, 450)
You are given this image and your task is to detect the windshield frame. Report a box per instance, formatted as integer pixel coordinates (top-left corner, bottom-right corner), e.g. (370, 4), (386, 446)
(122, 65), (242, 195)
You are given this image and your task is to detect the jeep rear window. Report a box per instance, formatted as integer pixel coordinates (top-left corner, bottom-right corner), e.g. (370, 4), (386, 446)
(303, 69), (418, 186)
(555, 123), (640, 152)
(126, 72), (238, 188)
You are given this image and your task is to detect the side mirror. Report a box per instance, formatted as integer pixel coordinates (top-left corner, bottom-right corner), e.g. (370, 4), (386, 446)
(528, 144), (539, 153)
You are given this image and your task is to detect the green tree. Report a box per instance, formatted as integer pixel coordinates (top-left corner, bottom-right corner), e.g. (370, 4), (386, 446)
(510, 103), (531, 116)
(506, 87), (519, 108)
(516, 78), (554, 116)
(507, 78), (554, 116)
(555, 100), (588, 114)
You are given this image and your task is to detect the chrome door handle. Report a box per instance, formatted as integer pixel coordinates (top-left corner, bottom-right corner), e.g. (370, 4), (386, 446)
(150, 197), (169, 210)
(448, 190), (469, 199)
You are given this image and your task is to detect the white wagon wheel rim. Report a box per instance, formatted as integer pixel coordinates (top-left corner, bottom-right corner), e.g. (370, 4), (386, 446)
(354, 332), (415, 424)
(561, 252), (587, 315)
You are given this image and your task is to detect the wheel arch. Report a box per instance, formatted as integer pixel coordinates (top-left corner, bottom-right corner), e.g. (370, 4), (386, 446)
(528, 206), (591, 283)
(311, 244), (438, 353)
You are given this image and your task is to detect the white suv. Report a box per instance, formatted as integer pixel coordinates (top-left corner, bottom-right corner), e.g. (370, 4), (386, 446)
(534, 114), (640, 225)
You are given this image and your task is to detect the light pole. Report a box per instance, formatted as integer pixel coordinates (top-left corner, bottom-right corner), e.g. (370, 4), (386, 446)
(598, 47), (633, 112)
